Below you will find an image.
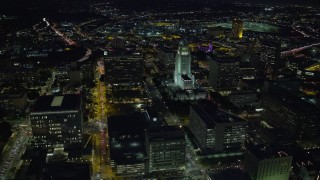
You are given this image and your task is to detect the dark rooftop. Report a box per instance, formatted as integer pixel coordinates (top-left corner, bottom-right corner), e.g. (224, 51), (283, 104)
(208, 168), (250, 180)
(44, 162), (91, 180)
(147, 126), (185, 142)
(191, 103), (246, 128)
(0, 86), (26, 99)
(267, 83), (319, 114)
(31, 94), (81, 112)
(108, 112), (147, 135)
(158, 45), (175, 53)
(110, 137), (146, 165)
(246, 144), (291, 160)
(212, 56), (240, 63)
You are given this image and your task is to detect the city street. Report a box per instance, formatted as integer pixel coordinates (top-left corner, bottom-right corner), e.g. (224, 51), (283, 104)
(90, 58), (114, 180)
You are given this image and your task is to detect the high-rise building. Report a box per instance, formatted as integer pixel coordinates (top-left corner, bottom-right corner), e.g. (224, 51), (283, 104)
(232, 19), (243, 39)
(105, 53), (143, 87)
(105, 53), (150, 104)
(157, 46), (175, 74)
(261, 83), (320, 141)
(108, 114), (147, 178)
(30, 94), (83, 148)
(209, 56), (240, 93)
(258, 41), (281, 80)
(189, 103), (247, 152)
(145, 126), (186, 173)
(174, 39), (195, 90)
(244, 144), (292, 180)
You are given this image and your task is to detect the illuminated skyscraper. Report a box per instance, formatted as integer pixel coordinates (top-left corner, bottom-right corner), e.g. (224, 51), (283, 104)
(232, 19), (243, 39)
(174, 39), (195, 90)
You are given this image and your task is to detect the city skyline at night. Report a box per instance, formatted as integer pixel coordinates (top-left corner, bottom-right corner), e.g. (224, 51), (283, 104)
(0, 0), (319, 179)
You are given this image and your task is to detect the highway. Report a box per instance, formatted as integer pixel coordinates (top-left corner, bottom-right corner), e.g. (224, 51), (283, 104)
(0, 126), (32, 180)
(40, 18), (92, 63)
(281, 42), (320, 57)
(281, 23), (320, 57)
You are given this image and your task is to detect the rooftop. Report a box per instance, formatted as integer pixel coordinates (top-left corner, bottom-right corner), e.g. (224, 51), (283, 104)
(210, 55), (240, 63)
(108, 113), (147, 135)
(110, 138), (146, 165)
(44, 162), (91, 180)
(0, 86), (25, 99)
(246, 144), (291, 160)
(158, 45), (175, 53)
(267, 83), (319, 114)
(147, 126), (185, 142)
(208, 168), (250, 180)
(31, 94), (81, 112)
(179, 39), (188, 46)
(191, 103), (246, 128)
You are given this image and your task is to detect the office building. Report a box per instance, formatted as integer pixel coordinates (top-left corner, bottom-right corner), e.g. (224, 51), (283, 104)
(108, 114), (147, 178)
(262, 83), (320, 142)
(0, 68), (41, 87)
(157, 46), (175, 73)
(80, 60), (95, 87)
(29, 94), (83, 148)
(208, 168), (250, 180)
(244, 144), (292, 180)
(209, 56), (240, 93)
(258, 41), (281, 80)
(0, 86), (28, 112)
(189, 103), (247, 152)
(232, 19), (243, 39)
(174, 39), (195, 90)
(145, 126), (186, 173)
(104, 53), (143, 87)
(228, 90), (258, 108)
(105, 53), (151, 104)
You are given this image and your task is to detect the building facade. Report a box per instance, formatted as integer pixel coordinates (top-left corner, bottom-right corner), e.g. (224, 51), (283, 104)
(157, 46), (175, 74)
(262, 86), (320, 141)
(105, 53), (151, 104)
(145, 126), (186, 173)
(0, 87), (28, 112)
(258, 41), (281, 80)
(209, 56), (240, 93)
(189, 103), (247, 152)
(105, 53), (143, 87)
(30, 94), (83, 148)
(244, 145), (292, 180)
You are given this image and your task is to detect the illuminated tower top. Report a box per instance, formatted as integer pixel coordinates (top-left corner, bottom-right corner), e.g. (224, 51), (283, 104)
(174, 39), (194, 90)
(175, 39), (191, 76)
(232, 19), (243, 39)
